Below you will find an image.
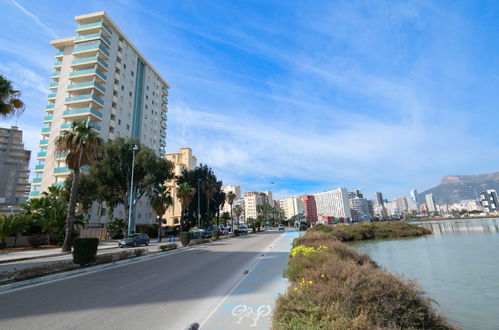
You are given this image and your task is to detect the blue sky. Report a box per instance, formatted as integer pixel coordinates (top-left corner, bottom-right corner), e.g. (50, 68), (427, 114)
(1, 0), (499, 200)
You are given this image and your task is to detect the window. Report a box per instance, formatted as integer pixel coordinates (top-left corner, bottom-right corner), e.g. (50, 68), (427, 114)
(126, 124), (130, 130)
(146, 86), (149, 90)
(131, 71), (134, 76)
(116, 68), (120, 74)
(123, 64), (127, 69)
(118, 119), (121, 125)
(146, 95), (148, 100)
(109, 127), (114, 133)
(110, 114), (115, 120)
(129, 91), (132, 97)
(121, 85), (124, 91)
(114, 79), (119, 85)
(118, 47), (122, 52)
(117, 57), (121, 63)
(153, 91), (155, 96)
(112, 102), (117, 108)
(113, 91), (118, 96)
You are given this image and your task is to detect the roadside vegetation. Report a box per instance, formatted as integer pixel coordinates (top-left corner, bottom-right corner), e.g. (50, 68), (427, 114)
(273, 226), (456, 330)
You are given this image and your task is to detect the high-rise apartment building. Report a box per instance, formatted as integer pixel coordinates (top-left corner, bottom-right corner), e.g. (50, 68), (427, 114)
(29, 12), (169, 224)
(480, 190), (499, 213)
(274, 197), (304, 220)
(244, 191), (271, 219)
(221, 185), (241, 214)
(164, 148), (197, 227)
(0, 126), (31, 213)
(314, 188), (352, 220)
(410, 189), (419, 205)
(374, 192), (384, 206)
(394, 197), (409, 215)
(425, 193), (436, 213)
(300, 195), (318, 222)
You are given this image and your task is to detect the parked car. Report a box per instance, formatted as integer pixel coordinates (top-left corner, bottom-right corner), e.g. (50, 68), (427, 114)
(201, 228), (213, 239)
(238, 225), (248, 234)
(118, 233), (150, 248)
(265, 226), (274, 231)
(278, 225), (285, 231)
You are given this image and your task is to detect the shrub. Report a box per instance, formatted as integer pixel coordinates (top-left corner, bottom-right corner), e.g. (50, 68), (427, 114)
(4, 261), (77, 282)
(159, 243), (177, 251)
(27, 234), (48, 247)
(72, 238), (99, 266)
(187, 238), (211, 246)
(180, 232), (190, 247)
(234, 229), (240, 236)
(94, 248), (147, 264)
(273, 230), (454, 330)
(212, 229), (220, 240)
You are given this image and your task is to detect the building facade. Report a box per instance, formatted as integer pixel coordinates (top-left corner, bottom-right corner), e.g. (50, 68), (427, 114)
(220, 185), (241, 215)
(425, 193), (436, 213)
(374, 192), (384, 206)
(300, 195), (318, 222)
(480, 190), (499, 213)
(314, 188), (352, 220)
(243, 191), (271, 220)
(0, 126), (31, 214)
(163, 148), (197, 227)
(274, 197), (304, 220)
(29, 12), (169, 225)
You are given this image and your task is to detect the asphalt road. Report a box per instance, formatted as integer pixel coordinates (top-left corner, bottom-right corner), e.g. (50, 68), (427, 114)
(0, 232), (283, 330)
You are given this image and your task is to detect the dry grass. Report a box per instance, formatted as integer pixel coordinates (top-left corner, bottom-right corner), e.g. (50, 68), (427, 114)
(273, 228), (456, 330)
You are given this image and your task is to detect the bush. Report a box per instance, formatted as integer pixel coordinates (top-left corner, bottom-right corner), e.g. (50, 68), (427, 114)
(273, 230), (454, 330)
(95, 248), (147, 264)
(180, 232), (190, 247)
(234, 229), (240, 236)
(4, 261), (77, 283)
(159, 243), (177, 251)
(72, 238), (99, 266)
(27, 234), (48, 247)
(187, 239), (211, 246)
(212, 229), (220, 240)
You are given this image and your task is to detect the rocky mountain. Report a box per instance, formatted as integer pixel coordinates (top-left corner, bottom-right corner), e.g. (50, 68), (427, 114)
(418, 172), (499, 205)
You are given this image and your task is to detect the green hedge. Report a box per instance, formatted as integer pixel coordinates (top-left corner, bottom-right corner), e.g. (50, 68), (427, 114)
(73, 238), (99, 266)
(180, 232), (190, 247)
(213, 229), (220, 240)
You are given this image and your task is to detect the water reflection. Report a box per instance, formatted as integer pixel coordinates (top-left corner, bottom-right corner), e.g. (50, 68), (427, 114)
(410, 218), (499, 237)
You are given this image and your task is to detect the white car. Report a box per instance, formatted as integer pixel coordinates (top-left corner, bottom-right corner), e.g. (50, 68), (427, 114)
(238, 225), (248, 234)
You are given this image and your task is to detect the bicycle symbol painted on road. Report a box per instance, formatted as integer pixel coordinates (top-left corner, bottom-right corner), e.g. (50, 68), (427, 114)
(231, 304), (272, 327)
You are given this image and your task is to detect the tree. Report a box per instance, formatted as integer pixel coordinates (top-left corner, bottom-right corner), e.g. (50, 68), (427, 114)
(0, 75), (25, 119)
(148, 185), (173, 242)
(0, 214), (28, 249)
(202, 177), (218, 228)
(220, 212), (231, 226)
(233, 204), (243, 226)
(176, 182), (196, 231)
(55, 121), (102, 252)
(177, 164), (223, 230)
(226, 191), (236, 229)
(63, 173), (98, 214)
(85, 138), (173, 233)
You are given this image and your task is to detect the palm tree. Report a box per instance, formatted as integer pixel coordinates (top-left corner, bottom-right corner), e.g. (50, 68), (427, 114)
(225, 191), (236, 230)
(233, 205), (243, 226)
(202, 178), (218, 228)
(0, 75), (25, 119)
(55, 121), (102, 252)
(148, 185), (173, 242)
(176, 182), (196, 231)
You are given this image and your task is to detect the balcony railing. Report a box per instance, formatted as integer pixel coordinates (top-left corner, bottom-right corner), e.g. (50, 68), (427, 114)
(32, 178), (42, 183)
(41, 127), (50, 133)
(161, 113), (167, 120)
(160, 129), (167, 136)
(49, 82), (59, 88)
(76, 33), (111, 46)
(30, 191), (41, 197)
(63, 108), (103, 118)
(51, 72), (61, 77)
(48, 93), (56, 98)
(55, 51), (64, 56)
(46, 104), (55, 110)
(69, 68), (107, 80)
(161, 104), (168, 111)
(68, 81), (105, 93)
(162, 95), (168, 103)
(54, 167), (70, 174)
(65, 94), (104, 105)
(159, 138), (167, 145)
(37, 152), (47, 157)
(54, 61), (62, 66)
(35, 164), (45, 170)
(73, 43), (110, 57)
(89, 122), (101, 131)
(43, 115), (53, 121)
(77, 21), (113, 35)
(39, 139), (49, 145)
(71, 56), (108, 68)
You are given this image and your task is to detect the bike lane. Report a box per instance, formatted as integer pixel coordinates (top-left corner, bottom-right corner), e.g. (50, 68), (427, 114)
(200, 229), (299, 330)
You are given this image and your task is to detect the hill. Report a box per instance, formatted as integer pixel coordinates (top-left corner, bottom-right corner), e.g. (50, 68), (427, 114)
(418, 172), (499, 205)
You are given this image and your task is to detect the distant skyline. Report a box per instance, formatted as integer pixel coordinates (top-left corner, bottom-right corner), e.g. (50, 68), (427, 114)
(1, 0), (499, 200)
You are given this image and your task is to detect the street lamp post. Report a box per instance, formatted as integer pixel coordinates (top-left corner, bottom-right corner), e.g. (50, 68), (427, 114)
(197, 179), (202, 234)
(127, 145), (139, 237)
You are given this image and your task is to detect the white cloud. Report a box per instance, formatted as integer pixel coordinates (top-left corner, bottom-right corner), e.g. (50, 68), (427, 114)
(10, 0), (59, 39)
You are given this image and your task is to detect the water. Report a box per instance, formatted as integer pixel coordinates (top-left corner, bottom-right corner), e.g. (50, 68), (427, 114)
(350, 218), (499, 330)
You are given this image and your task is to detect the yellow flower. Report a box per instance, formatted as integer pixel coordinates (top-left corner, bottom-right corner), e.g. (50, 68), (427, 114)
(308, 281), (313, 284)
(294, 287), (298, 291)
(321, 274), (325, 278)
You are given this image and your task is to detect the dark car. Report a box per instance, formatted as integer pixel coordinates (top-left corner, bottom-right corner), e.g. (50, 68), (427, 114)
(118, 233), (150, 248)
(201, 229), (213, 239)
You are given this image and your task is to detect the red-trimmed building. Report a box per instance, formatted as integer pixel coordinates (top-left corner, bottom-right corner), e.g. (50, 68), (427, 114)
(300, 195), (318, 223)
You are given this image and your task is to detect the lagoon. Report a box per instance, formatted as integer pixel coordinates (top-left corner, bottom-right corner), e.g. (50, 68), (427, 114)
(351, 218), (499, 330)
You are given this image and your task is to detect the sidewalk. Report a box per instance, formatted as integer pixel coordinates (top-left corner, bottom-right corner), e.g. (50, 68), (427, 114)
(200, 229), (299, 330)
(0, 239), (178, 265)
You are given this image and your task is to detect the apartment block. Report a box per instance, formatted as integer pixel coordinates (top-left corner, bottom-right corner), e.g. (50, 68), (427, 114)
(274, 197), (304, 220)
(164, 148), (197, 226)
(244, 191), (271, 220)
(221, 185), (241, 214)
(29, 12), (169, 225)
(425, 193), (436, 213)
(0, 126), (31, 213)
(300, 195), (318, 222)
(314, 188), (352, 220)
(480, 190), (499, 213)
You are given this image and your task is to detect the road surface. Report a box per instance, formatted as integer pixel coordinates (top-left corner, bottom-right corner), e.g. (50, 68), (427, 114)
(0, 231), (285, 330)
